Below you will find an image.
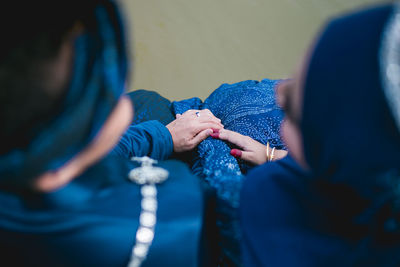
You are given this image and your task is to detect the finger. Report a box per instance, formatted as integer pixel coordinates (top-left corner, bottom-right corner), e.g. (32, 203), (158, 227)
(182, 109), (197, 115)
(186, 109), (221, 120)
(189, 128), (213, 148)
(210, 129), (219, 138)
(181, 109), (222, 124)
(230, 149), (242, 158)
(217, 129), (249, 149)
(197, 112), (220, 120)
(198, 117), (223, 128)
(181, 110), (204, 119)
(193, 122), (224, 132)
(230, 149), (257, 165)
(200, 109), (221, 121)
(176, 114), (182, 118)
(201, 109), (216, 118)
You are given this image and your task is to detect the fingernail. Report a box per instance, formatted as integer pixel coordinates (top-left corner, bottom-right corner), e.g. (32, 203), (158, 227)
(212, 129), (220, 133)
(230, 149), (242, 158)
(210, 133), (220, 138)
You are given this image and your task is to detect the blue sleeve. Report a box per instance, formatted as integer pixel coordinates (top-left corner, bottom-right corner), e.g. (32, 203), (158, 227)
(110, 120), (173, 160)
(240, 156), (348, 267)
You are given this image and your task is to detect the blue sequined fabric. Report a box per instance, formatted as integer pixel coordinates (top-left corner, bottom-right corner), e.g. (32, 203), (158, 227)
(172, 79), (285, 208)
(172, 79), (285, 265)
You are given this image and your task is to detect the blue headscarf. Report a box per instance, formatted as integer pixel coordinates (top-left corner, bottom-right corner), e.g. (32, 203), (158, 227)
(301, 4), (400, 232)
(0, 0), (128, 185)
(241, 4), (400, 266)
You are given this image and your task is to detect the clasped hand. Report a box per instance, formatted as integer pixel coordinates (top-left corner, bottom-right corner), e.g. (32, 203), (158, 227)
(166, 109), (224, 152)
(166, 110), (287, 164)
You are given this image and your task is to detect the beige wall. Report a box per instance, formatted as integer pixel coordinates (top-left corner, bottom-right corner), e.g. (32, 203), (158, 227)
(121, 0), (388, 100)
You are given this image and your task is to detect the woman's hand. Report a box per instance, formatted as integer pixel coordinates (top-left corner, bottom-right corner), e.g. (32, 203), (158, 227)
(211, 129), (287, 165)
(166, 109), (224, 152)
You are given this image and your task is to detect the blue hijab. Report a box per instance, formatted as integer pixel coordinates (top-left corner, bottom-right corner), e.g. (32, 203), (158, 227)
(301, 3), (400, 234)
(0, 0), (128, 185)
(241, 4), (400, 266)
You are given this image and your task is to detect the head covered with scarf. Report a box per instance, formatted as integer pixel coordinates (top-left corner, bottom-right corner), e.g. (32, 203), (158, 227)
(241, 3), (400, 266)
(301, 3), (400, 235)
(0, 0), (129, 186)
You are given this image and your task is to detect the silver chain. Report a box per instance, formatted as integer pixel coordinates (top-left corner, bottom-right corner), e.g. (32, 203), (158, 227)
(127, 156), (169, 267)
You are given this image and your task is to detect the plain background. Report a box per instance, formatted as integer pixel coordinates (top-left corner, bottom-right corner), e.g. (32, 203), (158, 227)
(120, 0), (389, 100)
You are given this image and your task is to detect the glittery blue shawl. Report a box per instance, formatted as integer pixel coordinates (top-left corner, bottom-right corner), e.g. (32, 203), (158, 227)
(0, 0), (128, 185)
(172, 79), (285, 207)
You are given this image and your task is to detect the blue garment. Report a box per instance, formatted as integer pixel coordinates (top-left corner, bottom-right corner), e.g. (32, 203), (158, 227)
(0, 157), (205, 266)
(241, 4), (400, 266)
(129, 89), (176, 126)
(111, 90), (175, 160)
(0, 90), (208, 266)
(111, 120), (173, 160)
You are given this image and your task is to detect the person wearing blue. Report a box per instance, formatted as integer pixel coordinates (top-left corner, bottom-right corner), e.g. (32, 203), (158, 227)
(3, 0), (399, 266)
(0, 1), (224, 266)
(212, 3), (400, 266)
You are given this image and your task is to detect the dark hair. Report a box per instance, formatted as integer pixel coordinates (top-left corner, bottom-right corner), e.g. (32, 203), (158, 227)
(0, 1), (100, 154)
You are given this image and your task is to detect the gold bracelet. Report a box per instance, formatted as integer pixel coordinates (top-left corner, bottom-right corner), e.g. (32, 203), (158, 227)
(269, 147), (275, 162)
(266, 142), (275, 162)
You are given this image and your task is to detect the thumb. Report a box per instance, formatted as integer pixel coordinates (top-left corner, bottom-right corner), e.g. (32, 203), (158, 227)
(190, 128), (213, 147)
(176, 114), (182, 118)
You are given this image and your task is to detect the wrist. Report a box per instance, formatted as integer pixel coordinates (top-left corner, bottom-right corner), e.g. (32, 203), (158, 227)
(274, 149), (288, 160)
(165, 124), (176, 152)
